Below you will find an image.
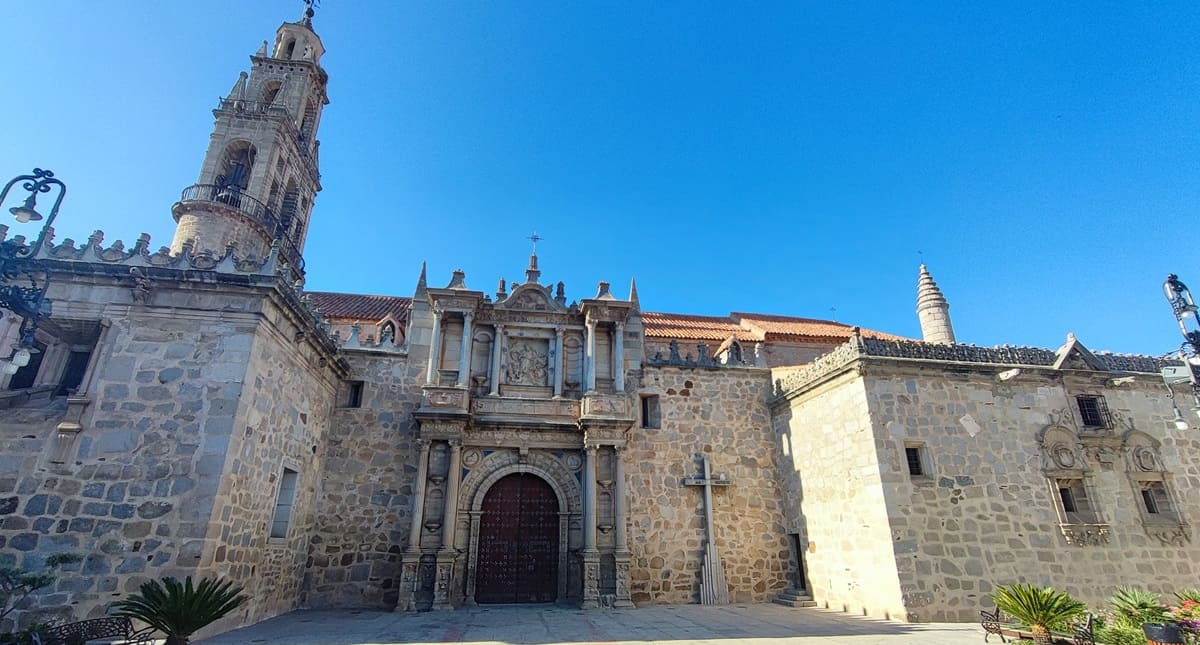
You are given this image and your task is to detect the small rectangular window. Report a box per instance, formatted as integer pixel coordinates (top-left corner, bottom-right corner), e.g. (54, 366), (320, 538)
(1056, 478), (1096, 522)
(1141, 482), (1172, 516)
(905, 447), (924, 476)
(339, 380), (364, 408)
(1076, 395), (1110, 428)
(270, 468), (299, 539)
(641, 395), (661, 429)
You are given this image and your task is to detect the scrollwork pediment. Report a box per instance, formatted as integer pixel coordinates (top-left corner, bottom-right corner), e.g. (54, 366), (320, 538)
(496, 284), (567, 313)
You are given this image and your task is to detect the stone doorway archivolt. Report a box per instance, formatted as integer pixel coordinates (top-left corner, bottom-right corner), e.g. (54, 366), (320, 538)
(459, 449), (582, 605)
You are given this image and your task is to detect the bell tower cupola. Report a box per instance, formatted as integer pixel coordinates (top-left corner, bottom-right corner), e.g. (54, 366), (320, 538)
(170, 1), (329, 281)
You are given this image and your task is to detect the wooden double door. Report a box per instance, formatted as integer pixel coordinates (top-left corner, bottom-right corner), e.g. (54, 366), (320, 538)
(475, 473), (559, 603)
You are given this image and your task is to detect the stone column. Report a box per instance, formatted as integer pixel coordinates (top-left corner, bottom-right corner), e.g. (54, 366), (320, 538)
(553, 327), (565, 398)
(397, 438), (431, 611)
(434, 439), (463, 610)
(584, 319), (597, 393)
(581, 444), (600, 608)
(613, 321), (625, 393)
(426, 308), (444, 385)
(613, 445), (633, 607)
(489, 324), (504, 396)
(456, 312), (474, 387)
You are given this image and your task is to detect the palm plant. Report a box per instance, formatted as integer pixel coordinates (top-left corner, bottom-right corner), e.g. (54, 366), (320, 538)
(1109, 587), (1168, 627)
(111, 576), (247, 645)
(1176, 589), (1200, 605)
(993, 583), (1087, 645)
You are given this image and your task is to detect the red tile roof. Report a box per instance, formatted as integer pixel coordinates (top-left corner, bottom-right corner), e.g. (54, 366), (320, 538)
(307, 292), (411, 322)
(640, 312), (761, 342)
(642, 310), (906, 343)
(731, 312), (907, 342)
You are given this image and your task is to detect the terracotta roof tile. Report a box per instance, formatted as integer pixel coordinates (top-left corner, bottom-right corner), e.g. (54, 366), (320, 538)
(642, 311), (907, 344)
(731, 312), (907, 342)
(307, 292), (411, 323)
(641, 312), (761, 342)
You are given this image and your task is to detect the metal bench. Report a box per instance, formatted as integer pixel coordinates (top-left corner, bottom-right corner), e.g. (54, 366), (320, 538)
(41, 616), (155, 645)
(980, 608), (1095, 645)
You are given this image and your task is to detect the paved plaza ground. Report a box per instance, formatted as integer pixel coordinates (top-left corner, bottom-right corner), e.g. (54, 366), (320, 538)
(195, 603), (982, 645)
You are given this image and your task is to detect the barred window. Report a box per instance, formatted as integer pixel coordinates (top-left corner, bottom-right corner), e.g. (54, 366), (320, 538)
(1076, 395), (1111, 428)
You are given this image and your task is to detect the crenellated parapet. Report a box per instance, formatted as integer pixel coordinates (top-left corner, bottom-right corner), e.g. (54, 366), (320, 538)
(21, 225), (299, 276)
(772, 330), (1177, 400)
(4, 224), (348, 375)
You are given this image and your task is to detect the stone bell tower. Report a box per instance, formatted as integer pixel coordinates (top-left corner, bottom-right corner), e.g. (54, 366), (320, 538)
(170, 2), (329, 280)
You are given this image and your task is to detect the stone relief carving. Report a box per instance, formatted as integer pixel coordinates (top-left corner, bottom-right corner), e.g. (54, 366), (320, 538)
(425, 389), (465, 408)
(1060, 523), (1110, 546)
(1146, 524), (1191, 547)
(461, 448), (482, 468)
(1133, 446), (1159, 472)
(506, 339), (548, 386)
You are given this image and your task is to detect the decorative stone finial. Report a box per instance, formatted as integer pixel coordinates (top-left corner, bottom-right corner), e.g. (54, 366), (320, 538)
(629, 278), (640, 309)
(256, 40), (268, 56)
(916, 264), (956, 345)
(594, 281), (614, 300)
(525, 253), (541, 284)
(413, 261), (428, 298)
(555, 281), (566, 306)
(496, 277), (507, 300)
(227, 71), (248, 102)
(446, 269), (467, 290)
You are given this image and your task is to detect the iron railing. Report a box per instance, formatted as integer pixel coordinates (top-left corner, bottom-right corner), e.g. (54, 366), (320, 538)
(216, 98), (291, 118)
(175, 184), (304, 273)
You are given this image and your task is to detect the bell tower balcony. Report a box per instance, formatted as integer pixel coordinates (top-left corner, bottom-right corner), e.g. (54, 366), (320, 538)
(171, 183), (305, 278)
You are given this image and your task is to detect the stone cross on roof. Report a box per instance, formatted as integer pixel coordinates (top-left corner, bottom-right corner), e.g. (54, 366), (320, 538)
(683, 454), (731, 604)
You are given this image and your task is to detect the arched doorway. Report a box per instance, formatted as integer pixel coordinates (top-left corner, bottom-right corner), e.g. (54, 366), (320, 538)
(475, 473), (560, 603)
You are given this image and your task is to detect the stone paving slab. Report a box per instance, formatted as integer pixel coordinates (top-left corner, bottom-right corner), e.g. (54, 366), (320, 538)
(195, 604), (981, 645)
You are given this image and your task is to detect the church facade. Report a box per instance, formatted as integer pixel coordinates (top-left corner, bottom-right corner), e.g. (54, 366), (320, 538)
(1, 8), (1198, 636)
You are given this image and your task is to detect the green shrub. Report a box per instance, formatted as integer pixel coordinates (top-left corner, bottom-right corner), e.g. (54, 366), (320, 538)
(1097, 622), (1147, 645)
(993, 583), (1087, 645)
(1109, 587), (1168, 626)
(1176, 589), (1200, 605)
(111, 576), (247, 645)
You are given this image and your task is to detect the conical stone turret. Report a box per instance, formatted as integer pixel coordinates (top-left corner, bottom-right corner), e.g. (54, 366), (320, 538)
(916, 264), (956, 344)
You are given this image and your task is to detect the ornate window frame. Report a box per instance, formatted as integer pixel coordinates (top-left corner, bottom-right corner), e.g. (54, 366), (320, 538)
(1038, 424), (1109, 546)
(1122, 430), (1190, 546)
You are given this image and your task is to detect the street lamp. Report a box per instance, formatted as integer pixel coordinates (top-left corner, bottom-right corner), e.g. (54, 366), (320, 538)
(0, 168), (66, 377)
(1162, 274), (1200, 430)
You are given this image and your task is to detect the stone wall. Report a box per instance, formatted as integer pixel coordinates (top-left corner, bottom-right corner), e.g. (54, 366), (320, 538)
(626, 365), (790, 605)
(302, 351), (422, 608)
(770, 369), (909, 620)
(0, 272), (342, 634)
(0, 302), (260, 630)
(862, 363), (1200, 621)
(197, 300), (339, 630)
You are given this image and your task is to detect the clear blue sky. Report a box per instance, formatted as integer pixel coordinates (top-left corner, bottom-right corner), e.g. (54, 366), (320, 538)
(1, 1), (1197, 355)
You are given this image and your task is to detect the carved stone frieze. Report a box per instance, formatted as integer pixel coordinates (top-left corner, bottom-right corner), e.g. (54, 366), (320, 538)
(422, 387), (467, 410)
(466, 427), (582, 450)
(470, 397), (581, 418)
(419, 419), (467, 439)
(582, 393), (629, 418)
(1146, 524), (1191, 547)
(1059, 523), (1110, 546)
(429, 296), (478, 311)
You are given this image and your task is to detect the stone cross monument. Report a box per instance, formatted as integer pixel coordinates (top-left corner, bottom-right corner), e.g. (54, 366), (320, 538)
(683, 454), (731, 605)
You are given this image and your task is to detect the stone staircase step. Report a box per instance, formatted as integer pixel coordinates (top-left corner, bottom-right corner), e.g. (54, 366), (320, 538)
(772, 589), (817, 608)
